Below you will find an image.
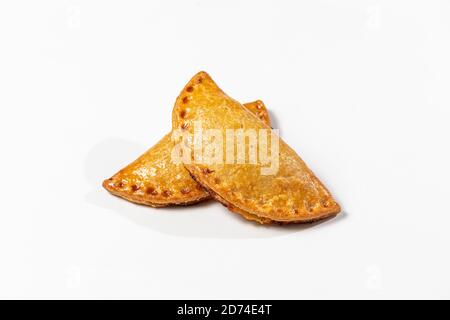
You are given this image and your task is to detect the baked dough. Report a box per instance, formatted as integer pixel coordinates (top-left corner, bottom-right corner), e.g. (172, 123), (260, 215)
(172, 72), (341, 223)
(102, 101), (271, 207)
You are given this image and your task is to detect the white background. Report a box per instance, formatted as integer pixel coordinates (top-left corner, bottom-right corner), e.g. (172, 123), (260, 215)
(1, 0), (449, 299)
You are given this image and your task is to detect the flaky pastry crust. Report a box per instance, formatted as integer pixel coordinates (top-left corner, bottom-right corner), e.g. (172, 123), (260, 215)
(172, 72), (341, 224)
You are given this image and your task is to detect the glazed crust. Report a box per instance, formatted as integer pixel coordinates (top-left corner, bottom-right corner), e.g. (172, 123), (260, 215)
(102, 101), (271, 207)
(187, 171), (273, 224)
(172, 72), (341, 224)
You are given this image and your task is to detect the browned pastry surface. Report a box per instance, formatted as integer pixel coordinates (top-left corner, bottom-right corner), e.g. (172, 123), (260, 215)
(172, 72), (341, 224)
(103, 101), (271, 207)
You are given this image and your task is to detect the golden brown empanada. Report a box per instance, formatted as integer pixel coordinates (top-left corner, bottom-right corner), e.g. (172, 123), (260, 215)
(102, 101), (271, 207)
(172, 72), (341, 224)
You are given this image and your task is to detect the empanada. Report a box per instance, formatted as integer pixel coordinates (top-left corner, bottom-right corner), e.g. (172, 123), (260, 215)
(172, 72), (341, 224)
(102, 100), (271, 207)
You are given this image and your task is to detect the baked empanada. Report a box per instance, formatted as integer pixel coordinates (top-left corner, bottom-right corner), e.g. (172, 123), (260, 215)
(102, 100), (271, 207)
(172, 72), (340, 224)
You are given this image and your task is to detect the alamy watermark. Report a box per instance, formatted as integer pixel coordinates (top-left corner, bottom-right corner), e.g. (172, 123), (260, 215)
(171, 121), (280, 175)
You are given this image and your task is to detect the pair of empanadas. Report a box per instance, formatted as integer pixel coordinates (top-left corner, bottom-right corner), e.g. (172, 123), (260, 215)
(103, 72), (340, 224)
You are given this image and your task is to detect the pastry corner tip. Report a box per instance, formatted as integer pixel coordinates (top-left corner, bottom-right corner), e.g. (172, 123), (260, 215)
(102, 177), (114, 192)
(191, 71), (213, 83)
(195, 70), (210, 77)
(328, 201), (342, 217)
